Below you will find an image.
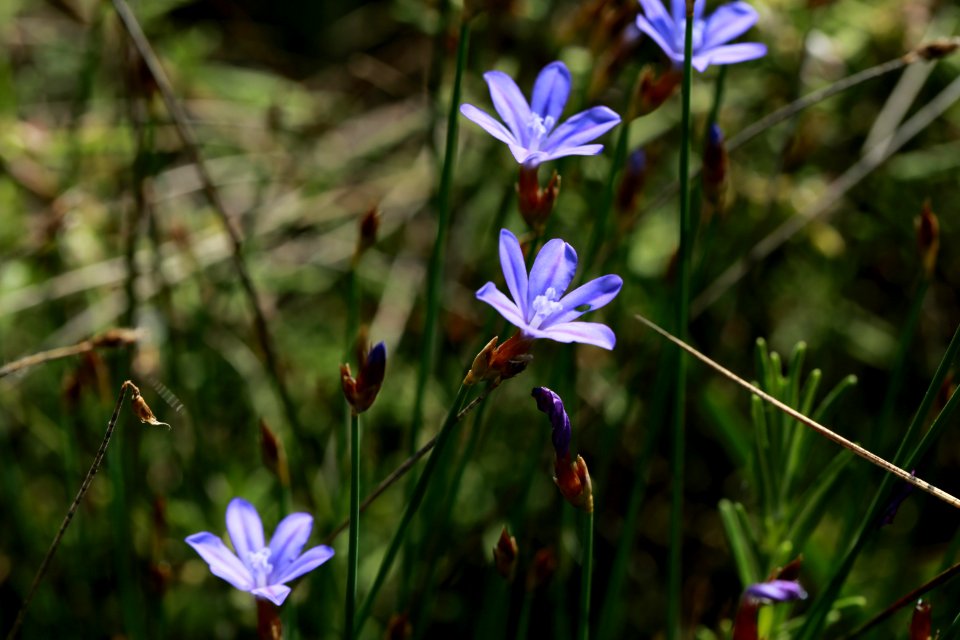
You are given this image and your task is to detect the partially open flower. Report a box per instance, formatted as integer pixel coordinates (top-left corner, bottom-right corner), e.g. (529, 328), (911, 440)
(341, 341), (387, 414)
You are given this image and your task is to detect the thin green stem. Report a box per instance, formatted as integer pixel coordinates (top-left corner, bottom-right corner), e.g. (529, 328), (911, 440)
(578, 510), (595, 640)
(355, 384), (471, 636)
(667, 6), (695, 639)
(583, 98), (631, 276)
(345, 411), (360, 640)
(409, 18), (470, 456)
(796, 321), (960, 639)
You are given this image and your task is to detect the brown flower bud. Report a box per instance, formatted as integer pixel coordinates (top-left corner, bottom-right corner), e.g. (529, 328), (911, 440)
(493, 526), (519, 581)
(355, 205), (380, 263)
(910, 600), (932, 640)
(259, 419), (290, 487)
(526, 547), (558, 591)
(517, 166), (560, 233)
(341, 341), (387, 414)
(554, 454), (593, 513)
(916, 200), (939, 279)
(634, 66), (682, 118)
(464, 334), (534, 387)
(385, 613), (413, 640)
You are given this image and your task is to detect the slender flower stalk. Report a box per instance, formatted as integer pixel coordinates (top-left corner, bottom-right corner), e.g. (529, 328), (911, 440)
(667, 5), (695, 638)
(354, 384), (471, 636)
(579, 511), (595, 640)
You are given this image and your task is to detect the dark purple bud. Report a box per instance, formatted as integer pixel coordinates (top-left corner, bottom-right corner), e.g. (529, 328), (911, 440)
(532, 386), (571, 458)
(880, 470), (916, 527)
(707, 123), (724, 146)
(744, 579), (808, 604)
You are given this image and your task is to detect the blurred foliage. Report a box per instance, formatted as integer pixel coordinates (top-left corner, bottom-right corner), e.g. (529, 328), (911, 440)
(1, 0), (960, 638)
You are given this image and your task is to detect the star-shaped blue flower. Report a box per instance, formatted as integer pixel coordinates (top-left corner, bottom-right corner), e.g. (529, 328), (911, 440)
(477, 229), (623, 350)
(186, 498), (335, 606)
(460, 61), (621, 167)
(636, 0), (766, 72)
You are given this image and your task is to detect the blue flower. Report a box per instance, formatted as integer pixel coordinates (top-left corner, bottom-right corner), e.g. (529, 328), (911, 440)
(532, 387), (571, 458)
(744, 579), (808, 604)
(636, 0), (766, 72)
(186, 498), (335, 606)
(477, 229), (622, 350)
(460, 61), (621, 167)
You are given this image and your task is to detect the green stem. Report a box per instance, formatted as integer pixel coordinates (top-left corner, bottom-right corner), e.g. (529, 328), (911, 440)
(667, 7), (695, 640)
(355, 384), (471, 636)
(583, 102), (631, 275)
(578, 510), (595, 640)
(408, 18), (470, 457)
(345, 411), (360, 640)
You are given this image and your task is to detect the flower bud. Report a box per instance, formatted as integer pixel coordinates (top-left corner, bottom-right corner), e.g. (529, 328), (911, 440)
(702, 124), (728, 218)
(910, 600), (932, 640)
(259, 419), (290, 487)
(554, 454), (593, 513)
(531, 387), (571, 459)
(464, 334), (533, 387)
(517, 165), (560, 233)
(633, 66), (681, 118)
(916, 200), (939, 279)
(385, 613), (413, 640)
(616, 148), (647, 218)
(493, 526), (519, 581)
(341, 341), (387, 414)
(526, 547), (558, 591)
(354, 205), (380, 264)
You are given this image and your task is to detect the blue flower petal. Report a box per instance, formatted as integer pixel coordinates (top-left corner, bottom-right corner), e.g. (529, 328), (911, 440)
(543, 107), (621, 156)
(698, 42), (766, 69)
(530, 61), (570, 125)
(499, 229), (529, 315)
(251, 584), (292, 606)
(701, 2), (759, 50)
(460, 104), (519, 147)
(483, 71), (533, 145)
(273, 545), (336, 585)
(535, 321), (617, 350)
(477, 283), (527, 327)
(541, 144), (604, 163)
(527, 239), (578, 310)
(636, 13), (680, 60)
(226, 498), (265, 564)
(745, 580), (808, 603)
(543, 275), (623, 327)
(186, 532), (255, 591)
(268, 512), (313, 581)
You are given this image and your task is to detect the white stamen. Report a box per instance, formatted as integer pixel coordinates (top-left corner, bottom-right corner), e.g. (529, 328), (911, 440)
(530, 287), (564, 327)
(526, 114), (556, 151)
(247, 547), (274, 585)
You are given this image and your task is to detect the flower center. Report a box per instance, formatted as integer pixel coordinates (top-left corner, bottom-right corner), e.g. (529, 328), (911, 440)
(530, 287), (564, 327)
(247, 547), (274, 586)
(674, 18), (704, 53)
(526, 114), (556, 151)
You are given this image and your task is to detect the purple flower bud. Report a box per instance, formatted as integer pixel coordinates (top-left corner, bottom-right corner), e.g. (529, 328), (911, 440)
(707, 123), (724, 146)
(531, 386), (571, 458)
(744, 579), (808, 604)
